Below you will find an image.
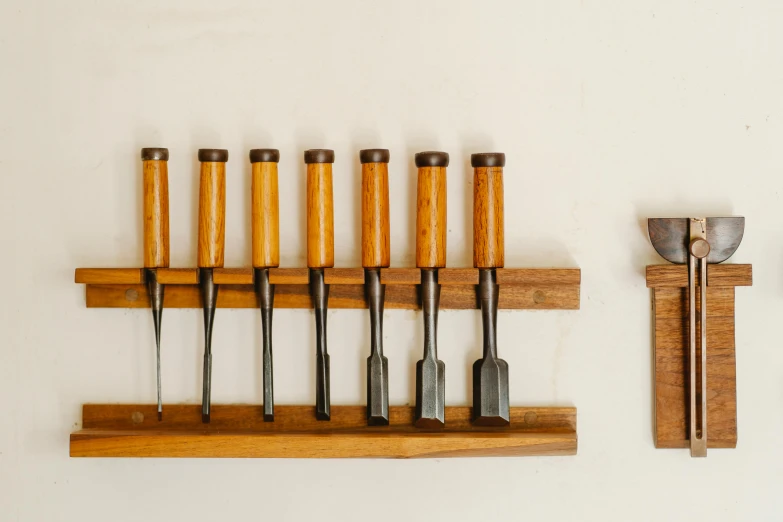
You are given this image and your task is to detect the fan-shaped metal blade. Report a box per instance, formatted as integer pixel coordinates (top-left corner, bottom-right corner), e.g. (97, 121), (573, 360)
(648, 217), (744, 264)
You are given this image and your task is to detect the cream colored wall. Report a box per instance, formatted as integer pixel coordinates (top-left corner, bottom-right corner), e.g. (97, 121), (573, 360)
(1, 1), (781, 520)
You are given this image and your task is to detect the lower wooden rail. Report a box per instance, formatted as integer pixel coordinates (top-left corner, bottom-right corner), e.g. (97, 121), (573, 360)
(70, 404), (577, 458)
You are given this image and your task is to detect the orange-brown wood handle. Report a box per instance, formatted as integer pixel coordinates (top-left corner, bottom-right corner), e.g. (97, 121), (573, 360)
(305, 150), (334, 268)
(142, 148), (170, 268)
(415, 152), (448, 268)
(250, 149), (280, 268)
(197, 149), (227, 268)
(360, 149), (390, 268)
(472, 153), (505, 268)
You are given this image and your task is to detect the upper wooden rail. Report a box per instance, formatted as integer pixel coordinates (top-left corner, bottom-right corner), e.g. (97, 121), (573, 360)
(75, 267), (581, 310)
(76, 267), (581, 286)
(646, 264), (752, 288)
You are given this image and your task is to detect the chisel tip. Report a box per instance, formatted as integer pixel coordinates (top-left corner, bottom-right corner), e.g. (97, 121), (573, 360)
(367, 415), (389, 426)
(158, 411), (162, 422)
(472, 358), (510, 426)
(202, 413), (210, 424)
(414, 417), (445, 429)
(264, 414), (274, 422)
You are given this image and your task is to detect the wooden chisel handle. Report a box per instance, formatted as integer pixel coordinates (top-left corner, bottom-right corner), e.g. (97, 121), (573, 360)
(197, 149), (228, 268)
(472, 153), (505, 269)
(250, 149), (280, 268)
(360, 149), (390, 268)
(305, 149), (335, 269)
(142, 148), (170, 269)
(415, 152), (448, 269)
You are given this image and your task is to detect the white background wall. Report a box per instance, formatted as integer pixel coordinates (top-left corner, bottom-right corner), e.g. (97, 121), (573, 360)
(1, 1), (781, 520)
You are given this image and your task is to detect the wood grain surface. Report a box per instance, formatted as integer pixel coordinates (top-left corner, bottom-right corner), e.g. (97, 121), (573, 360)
(473, 165), (504, 268)
(269, 268), (310, 285)
(77, 267), (581, 309)
(251, 160), (279, 268)
(646, 264), (752, 288)
(213, 268), (254, 285)
(438, 268), (479, 285)
(74, 268), (143, 284)
(416, 166), (447, 268)
(156, 268), (199, 285)
(80, 404), (576, 431)
(381, 268), (422, 285)
(83, 280), (579, 310)
(496, 268), (581, 286)
(197, 161), (226, 268)
(361, 161), (390, 268)
(306, 163), (334, 268)
(71, 405), (577, 458)
(142, 159), (170, 268)
(324, 268), (365, 285)
(651, 284), (739, 448)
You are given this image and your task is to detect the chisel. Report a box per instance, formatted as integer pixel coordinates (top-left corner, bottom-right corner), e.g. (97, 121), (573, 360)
(250, 148), (280, 422)
(471, 153), (509, 426)
(414, 151), (448, 428)
(197, 148), (227, 424)
(141, 147), (170, 421)
(305, 149), (334, 420)
(360, 149), (390, 426)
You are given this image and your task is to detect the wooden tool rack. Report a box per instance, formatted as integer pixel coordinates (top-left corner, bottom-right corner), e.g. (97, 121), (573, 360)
(72, 265), (580, 458)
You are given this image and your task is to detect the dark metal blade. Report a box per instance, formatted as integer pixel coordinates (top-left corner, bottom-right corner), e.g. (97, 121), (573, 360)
(648, 217), (745, 264)
(255, 268), (275, 422)
(472, 268), (509, 426)
(199, 268), (218, 424)
(365, 268), (389, 426)
(146, 268), (164, 421)
(310, 269), (330, 421)
(415, 269), (445, 429)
